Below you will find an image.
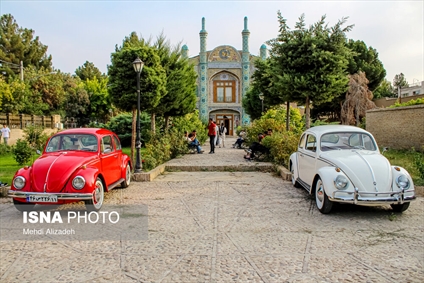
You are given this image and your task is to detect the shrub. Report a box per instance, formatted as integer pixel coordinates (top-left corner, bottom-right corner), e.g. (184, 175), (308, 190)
(0, 143), (12, 155)
(143, 112), (206, 171)
(389, 98), (424, 108)
(245, 106), (304, 144)
(12, 139), (33, 165)
(101, 112), (151, 147)
(23, 125), (50, 151)
(413, 151), (424, 180)
(262, 131), (301, 167)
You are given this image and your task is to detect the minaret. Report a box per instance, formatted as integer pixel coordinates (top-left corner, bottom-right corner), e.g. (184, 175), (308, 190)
(241, 16), (251, 125)
(181, 45), (189, 59)
(199, 17), (208, 123)
(260, 44), (267, 60)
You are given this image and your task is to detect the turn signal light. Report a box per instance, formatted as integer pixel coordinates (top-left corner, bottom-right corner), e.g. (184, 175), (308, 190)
(394, 167), (400, 171)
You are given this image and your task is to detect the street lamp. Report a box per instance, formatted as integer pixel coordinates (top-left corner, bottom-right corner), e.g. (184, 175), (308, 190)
(258, 93), (264, 114)
(133, 57), (144, 173)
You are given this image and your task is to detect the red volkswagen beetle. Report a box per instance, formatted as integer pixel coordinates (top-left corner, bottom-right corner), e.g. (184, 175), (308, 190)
(8, 128), (132, 212)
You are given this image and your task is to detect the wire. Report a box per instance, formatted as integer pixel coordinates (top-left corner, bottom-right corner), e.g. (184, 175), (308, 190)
(0, 59), (21, 68)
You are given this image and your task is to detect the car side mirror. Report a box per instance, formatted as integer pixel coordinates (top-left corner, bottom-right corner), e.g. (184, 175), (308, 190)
(382, 147), (388, 155)
(36, 150), (41, 155)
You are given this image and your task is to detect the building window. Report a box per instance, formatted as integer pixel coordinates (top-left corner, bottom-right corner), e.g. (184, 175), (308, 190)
(214, 81), (235, 103)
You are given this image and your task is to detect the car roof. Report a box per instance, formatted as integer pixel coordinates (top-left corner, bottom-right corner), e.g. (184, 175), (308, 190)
(305, 125), (370, 136)
(54, 128), (115, 136)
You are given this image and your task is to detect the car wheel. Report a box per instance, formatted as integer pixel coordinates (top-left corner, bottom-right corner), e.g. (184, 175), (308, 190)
(391, 202), (410, 212)
(291, 166), (301, 188)
(315, 178), (333, 214)
(13, 198), (35, 212)
(85, 178), (104, 212)
(121, 164), (131, 188)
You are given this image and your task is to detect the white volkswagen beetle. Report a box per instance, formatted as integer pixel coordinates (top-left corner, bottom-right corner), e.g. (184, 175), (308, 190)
(289, 125), (415, 214)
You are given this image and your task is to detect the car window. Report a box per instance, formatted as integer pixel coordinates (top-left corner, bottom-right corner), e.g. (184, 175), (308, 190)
(101, 136), (114, 153)
(45, 134), (97, 152)
(320, 132), (377, 151)
(305, 135), (317, 152)
(113, 135), (121, 150)
(298, 134), (306, 149)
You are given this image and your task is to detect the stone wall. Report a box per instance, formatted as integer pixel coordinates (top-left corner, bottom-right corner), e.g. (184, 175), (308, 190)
(366, 105), (424, 150)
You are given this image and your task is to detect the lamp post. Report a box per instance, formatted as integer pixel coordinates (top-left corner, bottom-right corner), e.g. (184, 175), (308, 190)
(258, 93), (264, 114)
(133, 57), (144, 173)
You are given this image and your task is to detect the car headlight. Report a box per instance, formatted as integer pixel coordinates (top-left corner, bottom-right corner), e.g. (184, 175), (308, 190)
(13, 176), (26, 190)
(72, 176), (85, 190)
(396, 175), (410, 189)
(334, 175), (349, 190)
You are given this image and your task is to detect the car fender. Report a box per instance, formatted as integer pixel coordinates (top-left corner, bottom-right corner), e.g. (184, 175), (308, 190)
(316, 166), (344, 196)
(391, 166), (415, 197)
(120, 154), (132, 178)
(10, 167), (32, 191)
(289, 152), (298, 179)
(65, 166), (102, 193)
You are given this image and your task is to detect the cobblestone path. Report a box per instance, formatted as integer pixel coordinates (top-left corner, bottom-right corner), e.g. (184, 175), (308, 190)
(0, 138), (423, 282)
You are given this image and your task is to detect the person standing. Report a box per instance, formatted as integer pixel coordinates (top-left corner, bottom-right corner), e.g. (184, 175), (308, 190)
(214, 122), (220, 148)
(208, 118), (216, 154)
(1, 124), (11, 145)
(219, 122), (227, 148)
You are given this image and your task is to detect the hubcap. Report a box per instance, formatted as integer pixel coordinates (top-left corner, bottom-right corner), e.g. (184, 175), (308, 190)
(126, 165), (131, 185)
(316, 181), (324, 208)
(93, 181), (103, 208)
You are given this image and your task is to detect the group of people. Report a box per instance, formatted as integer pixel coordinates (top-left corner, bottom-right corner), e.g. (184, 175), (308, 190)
(184, 119), (271, 161)
(207, 118), (227, 154)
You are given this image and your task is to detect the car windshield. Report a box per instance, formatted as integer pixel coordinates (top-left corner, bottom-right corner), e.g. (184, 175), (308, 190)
(45, 134), (98, 152)
(320, 132), (377, 151)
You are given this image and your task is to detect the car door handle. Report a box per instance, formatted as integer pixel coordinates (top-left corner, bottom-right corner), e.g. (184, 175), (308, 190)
(114, 155), (118, 158)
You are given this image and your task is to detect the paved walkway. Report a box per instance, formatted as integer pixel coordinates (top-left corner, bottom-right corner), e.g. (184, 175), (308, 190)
(0, 137), (423, 282)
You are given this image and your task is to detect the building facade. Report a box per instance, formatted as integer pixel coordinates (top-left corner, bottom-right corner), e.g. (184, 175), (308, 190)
(182, 17), (266, 135)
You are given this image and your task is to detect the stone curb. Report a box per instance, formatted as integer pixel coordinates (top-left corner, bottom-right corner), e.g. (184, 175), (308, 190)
(131, 162), (288, 182)
(0, 186), (11, 197)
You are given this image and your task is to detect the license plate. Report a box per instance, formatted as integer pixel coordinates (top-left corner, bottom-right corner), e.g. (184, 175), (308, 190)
(27, 195), (58, 203)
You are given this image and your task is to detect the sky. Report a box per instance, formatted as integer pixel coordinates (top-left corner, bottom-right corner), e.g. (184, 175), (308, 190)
(1, 0), (423, 85)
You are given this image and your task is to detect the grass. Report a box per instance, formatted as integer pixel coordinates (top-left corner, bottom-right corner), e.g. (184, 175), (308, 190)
(0, 147), (147, 186)
(382, 148), (424, 186)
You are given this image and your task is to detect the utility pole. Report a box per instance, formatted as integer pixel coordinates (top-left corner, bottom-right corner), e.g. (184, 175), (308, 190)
(20, 61), (24, 81)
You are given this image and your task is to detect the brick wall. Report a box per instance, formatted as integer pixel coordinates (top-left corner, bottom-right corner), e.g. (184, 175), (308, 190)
(366, 105), (424, 151)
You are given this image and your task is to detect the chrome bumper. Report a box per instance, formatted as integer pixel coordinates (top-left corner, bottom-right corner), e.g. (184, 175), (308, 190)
(330, 188), (416, 205)
(8, 190), (93, 200)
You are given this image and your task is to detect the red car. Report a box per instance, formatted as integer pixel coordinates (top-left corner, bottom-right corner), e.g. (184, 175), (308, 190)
(8, 128), (132, 212)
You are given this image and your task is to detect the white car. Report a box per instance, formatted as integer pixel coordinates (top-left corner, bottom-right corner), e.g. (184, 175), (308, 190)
(289, 125), (415, 214)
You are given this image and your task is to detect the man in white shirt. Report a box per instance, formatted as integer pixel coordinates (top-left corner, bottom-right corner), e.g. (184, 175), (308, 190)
(1, 124), (11, 145)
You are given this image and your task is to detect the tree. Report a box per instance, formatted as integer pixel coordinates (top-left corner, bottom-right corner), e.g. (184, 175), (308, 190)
(108, 34), (166, 163)
(373, 79), (396, 99)
(393, 73), (409, 91)
(0, 14), (52, 80)
(243, 58), (277, 120)
(83, 76), (111, 123)
(341, 72), (376, 125)
(268, 12), (353, 128)
(346, 40), (386, 91)
(75, 61), (103, 81)
(63, 75), (90, 126)
(152, 34), (197, 131)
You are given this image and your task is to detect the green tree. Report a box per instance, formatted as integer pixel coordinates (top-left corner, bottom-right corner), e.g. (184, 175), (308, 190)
(152, 34), (197, 130)
(393, 73), (409, 91)
(346, 40), (386, 91)
(108, 33), (166, 163)
(268, 12), (353, 128)
(243, 58), (277, 120)
(75, 61), (103, 81)
(0, 14), (52, 80)
(63, 74), (90, 125)
(373, 79), (396, 99)
(83, 76), (111, 123)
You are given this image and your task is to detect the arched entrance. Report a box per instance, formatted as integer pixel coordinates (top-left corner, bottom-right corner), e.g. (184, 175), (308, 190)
(209, 110), (240, 136)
